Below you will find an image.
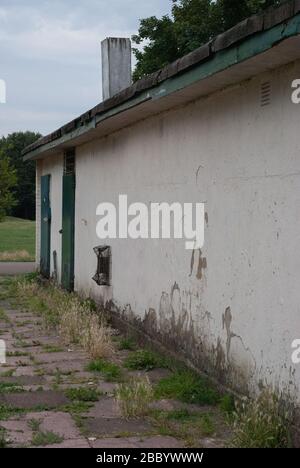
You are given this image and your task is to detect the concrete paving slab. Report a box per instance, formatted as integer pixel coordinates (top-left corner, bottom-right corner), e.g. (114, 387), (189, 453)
(84, 397), (121, 419)
(41, 360), (86, 374)
(0, 375), (45, 385)
(37, 411), (81, 439)
(85, 417), (153, 437)
(36, 351), (87, 364)
(0, 419), (33, 445)
(90, 435), (183, 448)
(2, 390), (69, 409)
(14, 366), (37, 377)
(38, 438), (90, 448)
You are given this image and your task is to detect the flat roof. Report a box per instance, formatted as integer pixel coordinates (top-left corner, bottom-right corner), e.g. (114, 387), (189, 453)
(23, 0), (300, 160)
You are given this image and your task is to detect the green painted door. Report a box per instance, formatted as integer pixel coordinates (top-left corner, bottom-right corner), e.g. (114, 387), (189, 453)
(61, 174), (75, 291)
(40, 174), (51, 278)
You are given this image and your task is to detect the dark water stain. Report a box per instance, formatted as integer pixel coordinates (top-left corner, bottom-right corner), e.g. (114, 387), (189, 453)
(190, 249), (207, 280)
(196, 249), (207, 280)
(205, 212), (209, 226)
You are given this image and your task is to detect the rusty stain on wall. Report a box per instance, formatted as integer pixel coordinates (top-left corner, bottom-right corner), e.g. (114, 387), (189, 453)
(190, 248), (207, 280)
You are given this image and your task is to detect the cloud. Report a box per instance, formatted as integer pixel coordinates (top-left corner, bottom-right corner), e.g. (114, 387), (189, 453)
(0, 0), (171, 137)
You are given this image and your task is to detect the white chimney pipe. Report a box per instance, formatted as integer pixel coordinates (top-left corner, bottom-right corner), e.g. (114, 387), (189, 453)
(101, 37), (131, 101)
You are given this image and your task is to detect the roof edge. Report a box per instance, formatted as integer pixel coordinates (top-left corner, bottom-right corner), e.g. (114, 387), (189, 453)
(23, 0), (300, 159)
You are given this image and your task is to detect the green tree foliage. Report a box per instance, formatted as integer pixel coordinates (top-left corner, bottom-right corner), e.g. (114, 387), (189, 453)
(0, 153), (17, 221)
(0, 132), (41, 220)
(132, 0), (285, 81)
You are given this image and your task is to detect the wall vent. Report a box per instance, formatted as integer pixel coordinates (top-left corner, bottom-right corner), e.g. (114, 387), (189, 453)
(64, 149), (75, 175)
(260, 81), (271, 107)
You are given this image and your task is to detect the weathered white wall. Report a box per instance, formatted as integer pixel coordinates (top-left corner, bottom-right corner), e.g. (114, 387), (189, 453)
(41, 59), (300, 403)
(40, 154), (63, 282)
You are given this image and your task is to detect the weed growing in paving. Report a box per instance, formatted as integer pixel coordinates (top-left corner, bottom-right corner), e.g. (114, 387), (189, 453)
(119, 337), (137, 351)
(32, 430), (63, 446)
(0, 382), (24, 394)
(155, 370), (220, 405)
(0, 369), (14, 378)
(13, 277), (114, 359)
(124, 349), (168, 371)
(116, 376), (154, 419)
(230, 390), (291, 448)
(13, 339), (30, 348)
(0, 404), (26, 421)
(0, 307), (9, 323)
(219, 393), (235, 415)
(63, 401), (94, 414)
(65, 387), (100, 402)
(165, 408), (191, 421)
(42, 345), (64, 353)
(27, 419), (41, 432)
(80, 314), (114, 359)
(0, 428), (7, 448)
(152, 409), (216, 445)
(6, 351), (28, 357)
(87, 359), (122, 382)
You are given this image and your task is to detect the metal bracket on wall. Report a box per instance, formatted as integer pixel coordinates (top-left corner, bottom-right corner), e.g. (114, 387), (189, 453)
(92, 246), (111, 286)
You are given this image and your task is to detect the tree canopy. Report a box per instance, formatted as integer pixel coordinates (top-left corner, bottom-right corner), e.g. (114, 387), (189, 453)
(0, 131), (41, 220)
(0, 152), (17, 221)
(132, 0), (284, 81)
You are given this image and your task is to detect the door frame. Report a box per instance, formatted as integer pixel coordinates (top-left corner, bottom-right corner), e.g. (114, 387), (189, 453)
(40, 174), (51, 278)
(61, 150), (76, 291)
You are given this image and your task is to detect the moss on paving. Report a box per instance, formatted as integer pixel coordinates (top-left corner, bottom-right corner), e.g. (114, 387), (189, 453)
(152, 409), (217, 446)
(87, 359), (122, 382)
(155, 370), (220, 405)
(65, 387), (100, 402)
(31, 430), (63, 446)
(124, 349), (168, 371)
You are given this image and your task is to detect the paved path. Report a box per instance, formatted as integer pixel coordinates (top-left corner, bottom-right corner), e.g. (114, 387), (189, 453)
(0, 276), (229, 448)
(0, 263), (36, 276)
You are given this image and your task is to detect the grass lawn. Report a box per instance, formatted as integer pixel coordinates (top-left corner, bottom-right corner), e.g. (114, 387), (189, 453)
(0, 217), (35, 262)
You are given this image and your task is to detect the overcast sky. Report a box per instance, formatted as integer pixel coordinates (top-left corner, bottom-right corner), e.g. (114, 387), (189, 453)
(0, 0), (171, 138)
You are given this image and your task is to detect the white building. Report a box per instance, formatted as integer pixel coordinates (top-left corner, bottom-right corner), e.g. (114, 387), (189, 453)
(23, 1), (300, 434)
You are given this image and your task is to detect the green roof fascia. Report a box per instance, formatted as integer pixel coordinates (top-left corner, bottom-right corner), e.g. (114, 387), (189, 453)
(24, 13), (300, 161)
